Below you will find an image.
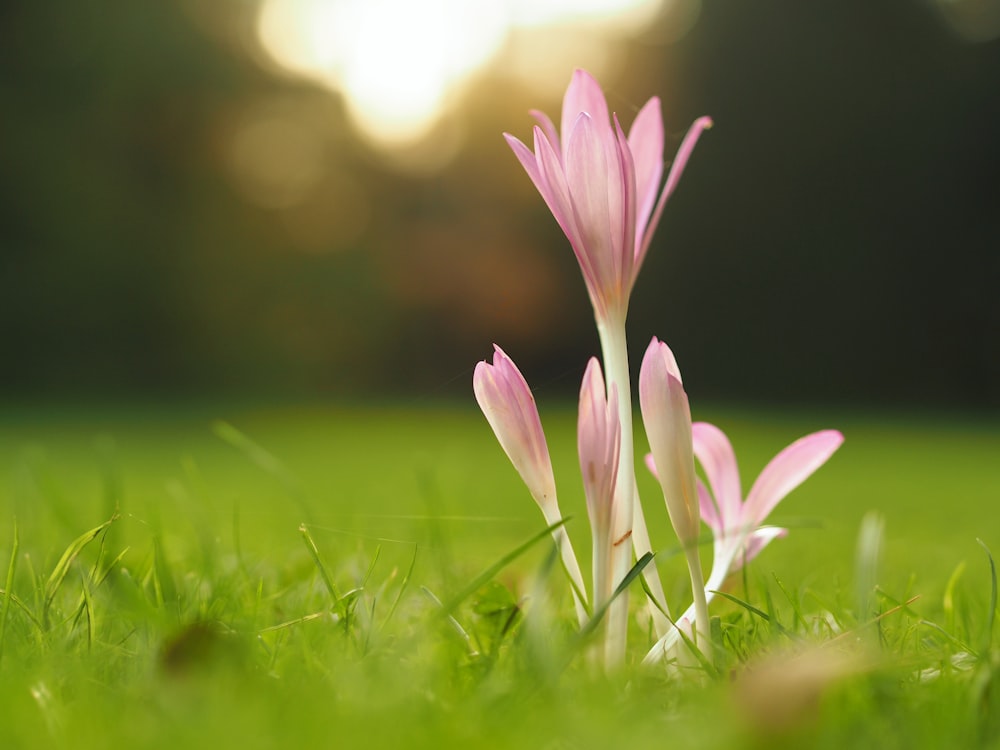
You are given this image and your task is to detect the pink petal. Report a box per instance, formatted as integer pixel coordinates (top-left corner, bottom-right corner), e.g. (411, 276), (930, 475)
(627, 96), (664, 254)
(564, 113), (617, 305)
(561, 69), (610, 160)
(637, 116), (713, 266)
(743, 430), (844, 528)
(697, 477), (721, 534)
(691, 422), (743, 532)
(531, 127), (590, 273)
(504, 131), (547, 199)
(530, 109), (561, 156)
(611, 115), (638, 296)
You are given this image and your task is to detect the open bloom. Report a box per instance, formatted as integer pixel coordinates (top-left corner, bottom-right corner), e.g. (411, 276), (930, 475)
(693, 423), (845, 581)
(504, 69), (712, 322)
(642, 423), (844, 664)
(577, 358), (620, 609)
(473, 344), (588, 622)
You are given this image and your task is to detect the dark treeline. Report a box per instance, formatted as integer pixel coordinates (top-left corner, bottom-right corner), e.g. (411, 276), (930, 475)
(1, 0), (997, 408)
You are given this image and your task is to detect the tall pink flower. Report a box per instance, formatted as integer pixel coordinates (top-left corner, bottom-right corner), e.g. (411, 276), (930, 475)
(473, 344), (588, 623)
(504, 69), (712, 322)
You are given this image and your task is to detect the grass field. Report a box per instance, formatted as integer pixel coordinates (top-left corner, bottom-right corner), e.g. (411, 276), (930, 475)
(1, 400), (998, 748)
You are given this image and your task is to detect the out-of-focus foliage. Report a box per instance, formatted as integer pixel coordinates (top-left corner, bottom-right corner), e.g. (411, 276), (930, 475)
(0, 0), (997, 406)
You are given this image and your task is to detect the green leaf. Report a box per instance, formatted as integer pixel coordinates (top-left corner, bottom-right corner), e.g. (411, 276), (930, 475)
(471, 580), (517, 617)
(43, 515), (117, 626)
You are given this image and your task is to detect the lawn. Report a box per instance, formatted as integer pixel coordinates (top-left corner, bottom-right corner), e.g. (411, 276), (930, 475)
(0, 400), (998, 748)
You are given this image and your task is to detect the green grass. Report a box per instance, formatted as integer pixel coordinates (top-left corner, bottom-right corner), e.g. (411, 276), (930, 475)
(0, 401), (998, 749)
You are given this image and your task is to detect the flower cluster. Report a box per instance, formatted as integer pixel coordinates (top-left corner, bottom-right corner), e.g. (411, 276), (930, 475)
(476, 70), (842, 668)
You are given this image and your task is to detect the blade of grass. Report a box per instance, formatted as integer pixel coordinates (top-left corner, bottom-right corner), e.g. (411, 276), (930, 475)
(213, 421), (314, 523)
(362, 545), (381, 589)
(943, 560), (967, 633)
(639, 571), (670, 620)
(0, 520), (19, 663)
(79, 570), (95, 652)
(919, 618), (977, 656)
(670, 618), (721, 678)
(422, 585), (477, 656)
(976, 538), (996, 651)
(577, 551), (655, 643)
(855, 511), (884, 625)
(772, 573), (804, 629)
(299, 524), (341, 604)
(437, 519), (570, 617)
(711, 590), (776, 625)
(381, 544), (418, 630)
(93, 547), (130, 589)
(259, 611), (329, 633)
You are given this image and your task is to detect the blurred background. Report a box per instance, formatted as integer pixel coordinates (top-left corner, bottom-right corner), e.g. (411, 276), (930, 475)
(2, 0), (998, 408)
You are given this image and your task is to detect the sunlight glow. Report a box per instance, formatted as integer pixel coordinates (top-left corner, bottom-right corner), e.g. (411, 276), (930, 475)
(256, 0), (667, 149)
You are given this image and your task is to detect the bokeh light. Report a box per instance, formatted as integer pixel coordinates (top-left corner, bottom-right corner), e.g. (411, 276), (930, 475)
(255, 0), (669, 150)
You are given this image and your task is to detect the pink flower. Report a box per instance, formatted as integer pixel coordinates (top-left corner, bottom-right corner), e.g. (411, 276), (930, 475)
(504, 69), (712, 321)
(473, 344), (589, 621)
(638, 336), (710, 642)
(577, 357), (620, 605)
(637, 337), (699, 548)
(473, 344), (558, 517)
(641, 417), (844, 666)
(692, 423), (844, 574)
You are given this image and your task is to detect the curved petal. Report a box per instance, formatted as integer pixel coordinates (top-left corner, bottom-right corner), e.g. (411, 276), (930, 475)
(561, 69), (610, 159)
(662, 116), (714, 205)
(503, 131), (547, 200)
(638, 116), (713, 266)
(691, 422), (743, 533)
(744, 430), (844, 527)
(529, 109), (560, 156)
(627, 96), (664, 253)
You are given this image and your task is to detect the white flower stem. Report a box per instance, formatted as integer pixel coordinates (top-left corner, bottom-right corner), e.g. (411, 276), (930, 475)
(642, 542), (735, 666)
(631, 478), (672, 636)
(596, 312), (636, 667)
(591, 522), (612, 628)
(541, 509), (590, 628)
(683, 542), (710, 649)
